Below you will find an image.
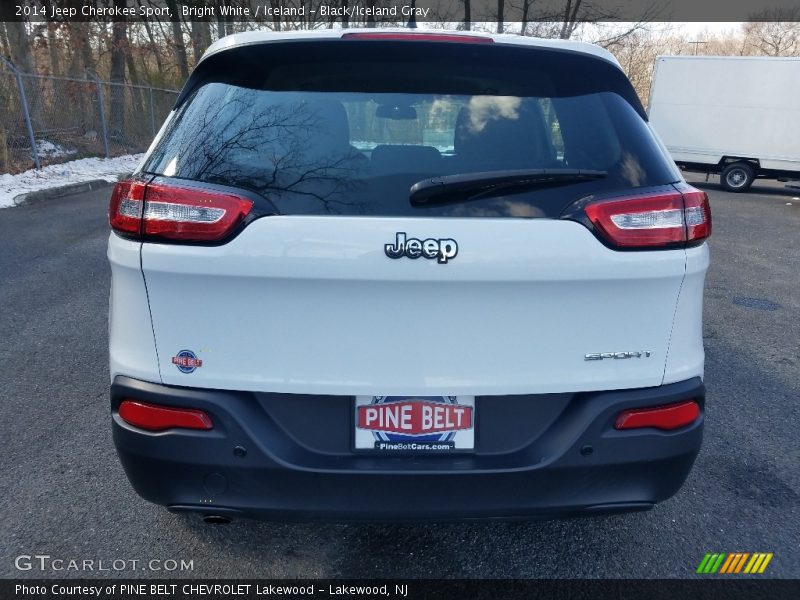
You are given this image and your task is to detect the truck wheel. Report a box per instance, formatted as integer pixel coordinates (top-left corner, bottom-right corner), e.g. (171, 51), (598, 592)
(720, 163), (755, 192)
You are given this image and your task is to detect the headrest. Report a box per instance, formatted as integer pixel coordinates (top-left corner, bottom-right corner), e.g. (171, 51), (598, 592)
(370, 144), (442, 174)
(454, 100), (552, 167)
(303, 99), (351, 150)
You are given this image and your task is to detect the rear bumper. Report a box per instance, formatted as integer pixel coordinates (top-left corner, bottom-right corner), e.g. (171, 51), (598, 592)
(111, 376), (704, 521)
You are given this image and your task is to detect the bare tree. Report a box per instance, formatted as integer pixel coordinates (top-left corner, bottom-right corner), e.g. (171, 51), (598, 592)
(519, 0), (532, 36)
(215, 0), (228, 39)
(45, 20), (61, 76)
(497, 0), (504, 33)
(164, 0), (190, 79)
(559, 0), (583, 39)
(137, 2), (165, 73)
(109, 0), (129, 138)
(63, 0), (95, 74)
(744, 8), (800, 57)
(271, 0), (284, 31)
(0, 22), (10, 58)
(605, 26), (687, 106)
(190, 17), (213, 63)
(0, 3), (36, 73)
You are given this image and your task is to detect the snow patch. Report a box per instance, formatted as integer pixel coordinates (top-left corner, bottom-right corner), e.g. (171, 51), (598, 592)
(1, 154), (143, 209)
(35, 139), (78, 158)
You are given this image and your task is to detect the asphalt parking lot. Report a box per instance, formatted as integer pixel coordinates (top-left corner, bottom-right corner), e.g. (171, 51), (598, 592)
(0, 177), (798, 579)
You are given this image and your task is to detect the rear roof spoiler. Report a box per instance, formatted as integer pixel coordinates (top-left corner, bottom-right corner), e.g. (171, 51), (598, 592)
(173, 36), (642, 118)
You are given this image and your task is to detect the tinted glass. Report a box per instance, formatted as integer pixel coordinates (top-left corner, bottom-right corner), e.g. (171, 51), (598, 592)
(143, 43), (679, 218)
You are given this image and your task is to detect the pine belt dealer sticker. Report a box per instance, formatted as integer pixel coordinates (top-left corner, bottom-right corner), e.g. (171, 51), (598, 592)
(171, 350), (202, 373)
(355, 396), (475, 451)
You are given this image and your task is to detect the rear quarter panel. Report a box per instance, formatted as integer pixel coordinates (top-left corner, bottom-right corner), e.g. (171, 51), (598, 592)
(108, 234), (160, 383)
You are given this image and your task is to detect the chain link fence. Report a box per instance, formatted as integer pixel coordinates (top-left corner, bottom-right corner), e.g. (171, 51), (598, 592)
(1, 57), (179, 174)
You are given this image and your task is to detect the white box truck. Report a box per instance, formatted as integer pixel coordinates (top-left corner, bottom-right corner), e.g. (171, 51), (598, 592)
(648, 56), (800, 192)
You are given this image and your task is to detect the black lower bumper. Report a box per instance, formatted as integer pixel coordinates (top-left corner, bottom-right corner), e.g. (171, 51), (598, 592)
(111, 376), (704, 521)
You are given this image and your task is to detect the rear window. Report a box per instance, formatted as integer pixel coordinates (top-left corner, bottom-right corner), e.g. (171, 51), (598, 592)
(143, 41), (679, 218)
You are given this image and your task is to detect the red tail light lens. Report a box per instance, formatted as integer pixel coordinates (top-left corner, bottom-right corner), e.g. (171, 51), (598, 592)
(682, 189), (713, 241)
(615, 400), (700, 431)
(342, 32), (493, 44)
(109, 180), (146, 237)
(109, 181), (253, 243)
(584, 187), (711, 249)
(585, 192), (685, 248)
(142, 183), (252, 242)
(119, 400), (213, 432)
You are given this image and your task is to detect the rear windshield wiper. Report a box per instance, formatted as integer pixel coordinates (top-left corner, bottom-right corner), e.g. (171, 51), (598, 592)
(409, 169), (608, 205)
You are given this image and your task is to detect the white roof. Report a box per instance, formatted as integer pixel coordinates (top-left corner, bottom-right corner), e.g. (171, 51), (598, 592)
(201, 28), (621, 69)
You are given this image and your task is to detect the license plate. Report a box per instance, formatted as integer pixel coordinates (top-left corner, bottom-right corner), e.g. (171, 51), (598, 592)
(354, 396), (475, 452)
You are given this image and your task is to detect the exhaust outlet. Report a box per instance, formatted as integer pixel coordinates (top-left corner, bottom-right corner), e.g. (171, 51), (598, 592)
(167, 504), (243, 521)
(202, 514), (232, 525)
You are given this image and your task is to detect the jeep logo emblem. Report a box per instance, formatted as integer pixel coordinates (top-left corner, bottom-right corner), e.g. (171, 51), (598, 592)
(384, 232), (458, 264)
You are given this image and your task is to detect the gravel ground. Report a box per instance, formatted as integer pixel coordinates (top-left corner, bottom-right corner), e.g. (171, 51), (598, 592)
(1, 178), (797, 579)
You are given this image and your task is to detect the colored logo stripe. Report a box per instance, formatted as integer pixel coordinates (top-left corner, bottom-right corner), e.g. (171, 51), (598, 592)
(744, 553), (773, 574)
(697, 553), (726, 573)
(720, 553), (749, 573)
(733, 553), (750, 573)
(698, 553), (773, 574)
(719, 553), (736, 573)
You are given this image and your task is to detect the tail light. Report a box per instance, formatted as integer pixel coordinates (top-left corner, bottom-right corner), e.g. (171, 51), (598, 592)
(615, 400), (700, 431)
(118, 400), (213, 432)
(682, 189), (712, 241)
(109, 180), (146, 237)
(342, 32), (493, 44)
(109, 180), (252, 243)
(584, 187), (711, 249)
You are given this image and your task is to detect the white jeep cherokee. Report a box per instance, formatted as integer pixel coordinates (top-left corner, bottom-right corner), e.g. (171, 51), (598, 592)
(108, 29), (711, 521)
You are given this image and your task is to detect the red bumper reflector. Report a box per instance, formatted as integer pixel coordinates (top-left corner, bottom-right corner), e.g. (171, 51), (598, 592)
(118, 400), (213, 432)
(615, 400), (700, 431)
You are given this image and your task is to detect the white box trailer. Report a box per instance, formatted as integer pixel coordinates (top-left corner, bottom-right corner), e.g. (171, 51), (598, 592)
(648, 55), (800, 192)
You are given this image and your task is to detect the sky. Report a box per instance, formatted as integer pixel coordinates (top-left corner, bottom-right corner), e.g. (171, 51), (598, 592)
(660, 22), (743, 36)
